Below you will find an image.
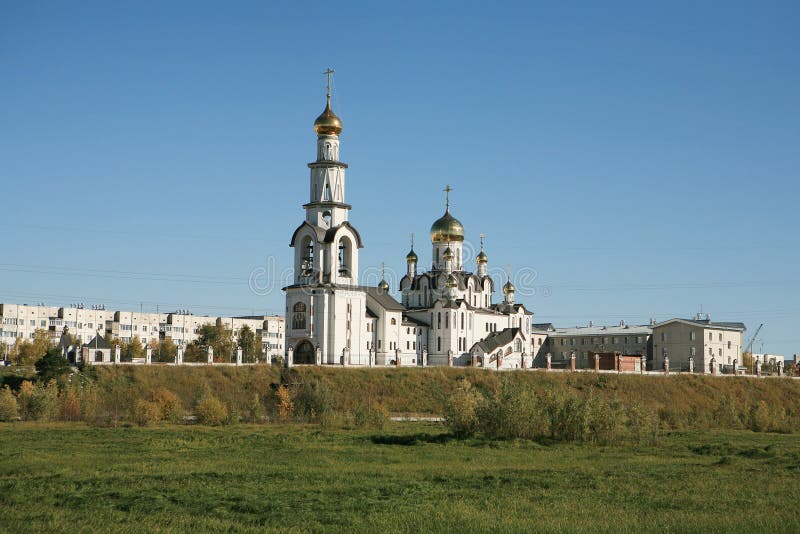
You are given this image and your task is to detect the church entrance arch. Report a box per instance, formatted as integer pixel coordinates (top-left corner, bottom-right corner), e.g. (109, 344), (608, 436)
(295, 340), (316, 365)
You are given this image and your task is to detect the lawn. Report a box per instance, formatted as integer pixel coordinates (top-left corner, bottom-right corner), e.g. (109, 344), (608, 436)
(1, 423), (798, 533)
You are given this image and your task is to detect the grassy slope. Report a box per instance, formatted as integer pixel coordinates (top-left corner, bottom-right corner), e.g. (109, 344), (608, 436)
(89, 365), (800, 419)
(1, 423), (799, 533)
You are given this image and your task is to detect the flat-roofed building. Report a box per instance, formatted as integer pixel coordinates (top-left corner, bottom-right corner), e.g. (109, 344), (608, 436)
(537, 321), (652, 368)
(651, 315), (745, 373)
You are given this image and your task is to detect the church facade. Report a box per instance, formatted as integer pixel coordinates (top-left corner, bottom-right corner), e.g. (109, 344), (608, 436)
(284, 77), (534, 369)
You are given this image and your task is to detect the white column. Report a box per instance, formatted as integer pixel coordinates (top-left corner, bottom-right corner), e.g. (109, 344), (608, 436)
(114, 345), (121, 365)
(145, 346), (152, 365)
(207, 346), (214, 364)
(236, 346), (243, 366)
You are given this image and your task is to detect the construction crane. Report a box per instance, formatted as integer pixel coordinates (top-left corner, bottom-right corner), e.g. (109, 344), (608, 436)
(744, 323), (764, 373)
(744, 323), (764, 355)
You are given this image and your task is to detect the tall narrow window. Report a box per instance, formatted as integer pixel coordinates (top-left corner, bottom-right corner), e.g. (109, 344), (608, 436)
(302, 237), (315, 275)
(292, 302), (307, 330)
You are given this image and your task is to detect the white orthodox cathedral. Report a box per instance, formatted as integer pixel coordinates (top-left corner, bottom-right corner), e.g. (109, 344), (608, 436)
(284, 76), (534, 369)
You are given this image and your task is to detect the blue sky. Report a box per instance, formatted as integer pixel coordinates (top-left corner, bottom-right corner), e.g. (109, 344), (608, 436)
(1, 1), (798, 357)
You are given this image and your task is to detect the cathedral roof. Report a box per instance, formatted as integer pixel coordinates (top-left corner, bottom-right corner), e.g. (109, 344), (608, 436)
(472, 327), (524, 354)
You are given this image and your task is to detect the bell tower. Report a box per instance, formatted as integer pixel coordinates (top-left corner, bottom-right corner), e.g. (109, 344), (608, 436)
(285, 70), (368, 367)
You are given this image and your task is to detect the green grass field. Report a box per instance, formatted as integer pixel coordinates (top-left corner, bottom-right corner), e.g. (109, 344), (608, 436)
(1, 423), (799, 533)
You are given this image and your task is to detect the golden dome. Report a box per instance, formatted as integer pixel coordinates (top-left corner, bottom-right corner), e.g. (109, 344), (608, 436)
(446, 274), (458, 288)
(430, 209), (465, 243)
(476, 250), (488, 264)
(378, 279), (390, 291)
(314, 97), (343, 136)
(406, 249), (418, 262)
(502, 280), (515, 295)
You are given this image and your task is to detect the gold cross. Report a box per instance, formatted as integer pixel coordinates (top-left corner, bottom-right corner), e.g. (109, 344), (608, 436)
(323, 67), (335, 98)
(410, 233), (415, 249)
(479, 233), (485, 251)
(444, 185), (452, 209)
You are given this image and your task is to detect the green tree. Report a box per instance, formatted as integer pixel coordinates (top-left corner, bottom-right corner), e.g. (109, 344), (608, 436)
(35, 347), (71, 383)
(184, 342), (205, 363)
(156, 338), (177, 362)
(123, 336), (145, 361)
(13, 329), (52, 366)
(237, 325), (258, 363)
(197, 319), (234, 362)
(0, 386), (19, 422)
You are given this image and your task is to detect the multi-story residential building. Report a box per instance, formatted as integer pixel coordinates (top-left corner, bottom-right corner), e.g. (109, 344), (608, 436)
(651, 316), (745, 373)
(111, 311), (164, 345)
(0, 303), (59, 344)
(56, 306), (116, 345)
(0, 303), (285, 364)
(536, 321), (653, 368)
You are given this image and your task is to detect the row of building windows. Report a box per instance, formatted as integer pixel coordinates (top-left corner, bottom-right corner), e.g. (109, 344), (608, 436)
(554, 336), (645, 346)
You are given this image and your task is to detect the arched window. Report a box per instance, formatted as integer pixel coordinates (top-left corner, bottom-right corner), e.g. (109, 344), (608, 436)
(437, 336), (441, 351)
(437, 312), (441, 329)
(515, 339), (522, 353)
(338, 236), (353, 277)
(301, 237), (315, 275)
(390, 317), (397, 325)
(292, 302), (307, 330)
(460, 313), (464, 330)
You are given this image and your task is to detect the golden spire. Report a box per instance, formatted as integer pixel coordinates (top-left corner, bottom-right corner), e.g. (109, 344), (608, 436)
(314, 67), (343, 136)
(477, 233), (488, 264)
(406, 233), (418, 262)
(430, 185), (464, 243)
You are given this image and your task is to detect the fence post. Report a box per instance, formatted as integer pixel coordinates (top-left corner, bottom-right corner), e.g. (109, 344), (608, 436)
(570, 352), (576, 372)
(594, 352), (600, 372)
(688, 356), (694, 374)
(546, 353), (552, 371)
(663, 356), (669, 376)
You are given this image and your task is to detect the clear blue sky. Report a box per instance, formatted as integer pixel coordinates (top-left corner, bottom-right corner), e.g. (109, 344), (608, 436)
(1, 1), (798, 357)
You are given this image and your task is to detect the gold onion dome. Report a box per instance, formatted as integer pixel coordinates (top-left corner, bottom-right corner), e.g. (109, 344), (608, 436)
(476, 250), (488, 264)
(406, 249), (418, 262)
(502, 280), (515, 295)
(378, 279), (390, 291)
(430, 209), (465, 243)
(446, 274), (458, 288)
(314, 98), (343, 136)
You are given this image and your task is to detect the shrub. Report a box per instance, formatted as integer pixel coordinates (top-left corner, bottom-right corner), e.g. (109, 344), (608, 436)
(17, 380), (59, 421)
(352, 402), (389, 430)
(294, 381), (333, 423)
(58, 388), (81, 422)
(443, 379), (483, 438)
(626, 403), (660, 445)
(133, 399), (162, 426)
(151, 387), (182, 423)
(244, 392), (263, 423)
(276, 386), (293, 422)
(0, 386), (19, 422)
(195, 396), (228, 426)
